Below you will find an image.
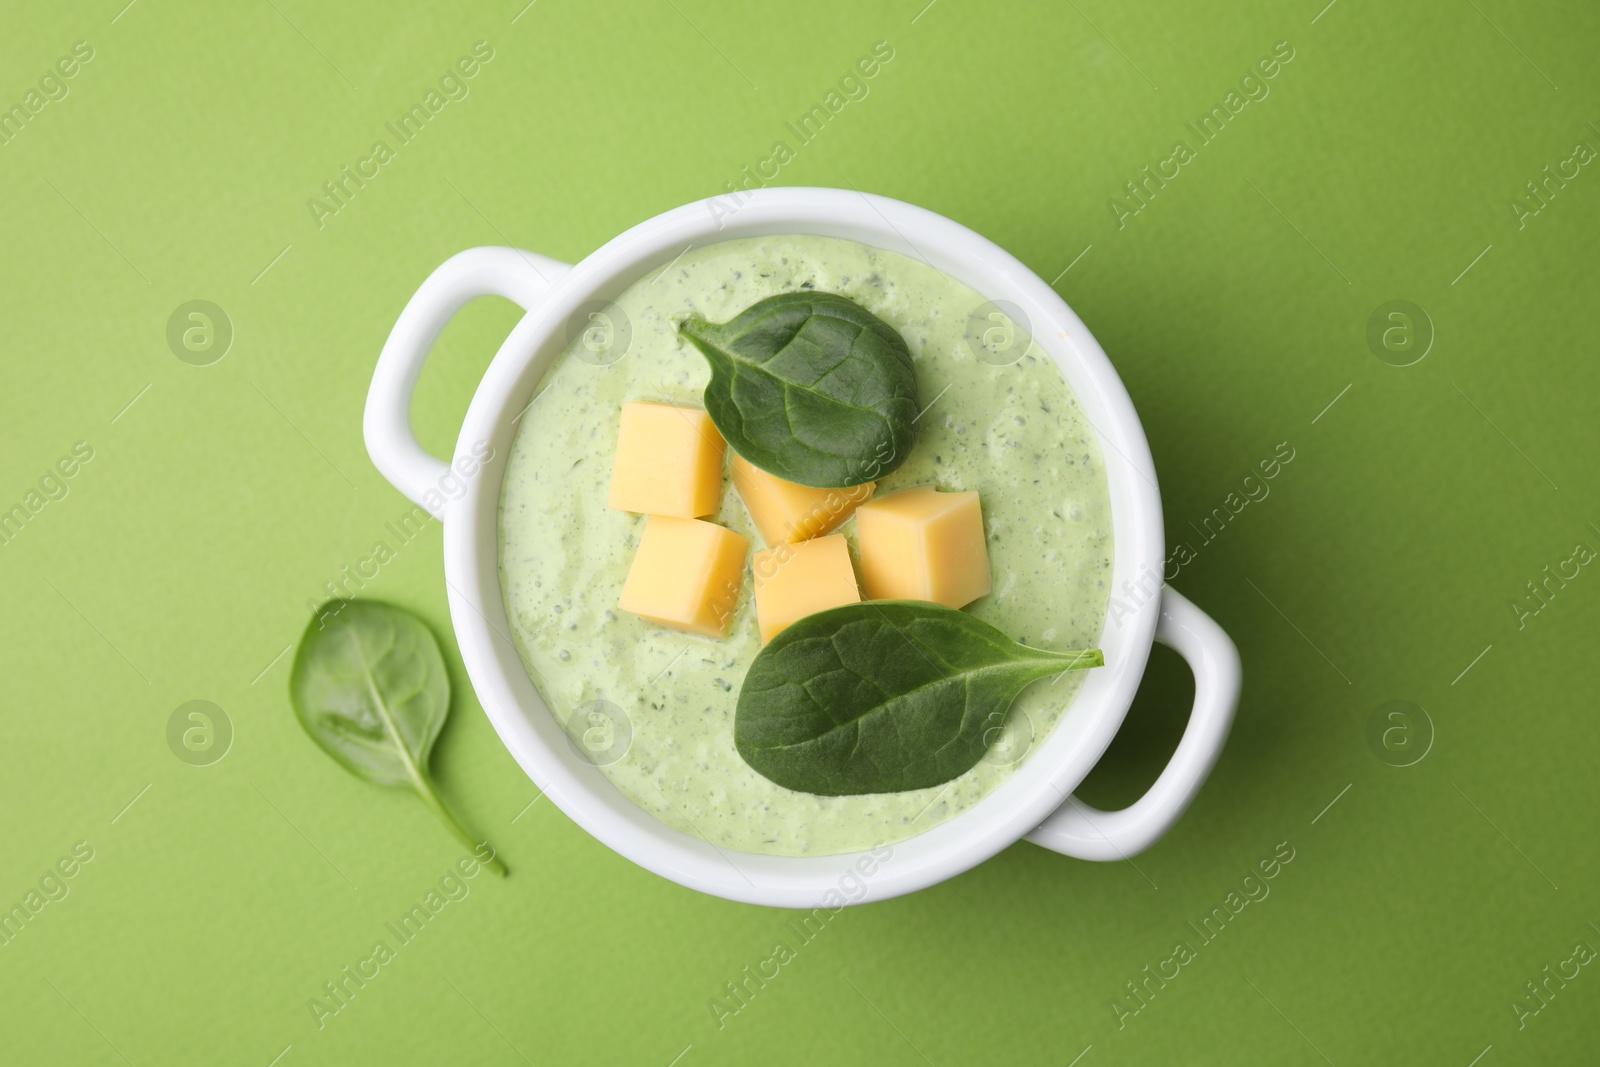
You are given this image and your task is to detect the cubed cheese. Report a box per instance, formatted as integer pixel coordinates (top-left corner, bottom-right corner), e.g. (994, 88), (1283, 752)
(751, 534), (861, 642)
(618, 517), (749, 636)
(855, 486), (991, 608)
(606, 402), (726, 517)
(730, 453), (874, 545)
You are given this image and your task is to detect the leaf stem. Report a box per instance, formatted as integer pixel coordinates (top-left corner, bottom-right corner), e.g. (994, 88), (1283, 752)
(409, 770), (508, 877)
(344, 617), (508, 877)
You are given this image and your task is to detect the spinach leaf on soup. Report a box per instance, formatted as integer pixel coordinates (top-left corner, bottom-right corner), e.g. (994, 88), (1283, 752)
(678, 291), (920, 488)
(735, 601), (1102, 795)
(290, 599), (505, 874)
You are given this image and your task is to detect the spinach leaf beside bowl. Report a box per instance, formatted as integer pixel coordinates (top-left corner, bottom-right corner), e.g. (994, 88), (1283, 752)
(290, 599), (506, 875)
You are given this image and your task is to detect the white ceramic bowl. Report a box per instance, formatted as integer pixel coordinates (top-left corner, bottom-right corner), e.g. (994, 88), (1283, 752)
(364, 188), (1240, 907)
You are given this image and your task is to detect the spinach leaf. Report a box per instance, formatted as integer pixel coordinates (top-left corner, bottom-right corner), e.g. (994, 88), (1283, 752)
(735, 601), (1102, 795)
(678, 292), (920, 488)
(290, 600), (505, 875)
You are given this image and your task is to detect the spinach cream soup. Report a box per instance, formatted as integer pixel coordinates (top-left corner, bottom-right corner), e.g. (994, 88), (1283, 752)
(498, 235), (1111, 856)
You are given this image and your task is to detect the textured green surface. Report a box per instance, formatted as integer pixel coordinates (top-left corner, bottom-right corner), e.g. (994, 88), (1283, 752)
(2, 1), (1596, 1064)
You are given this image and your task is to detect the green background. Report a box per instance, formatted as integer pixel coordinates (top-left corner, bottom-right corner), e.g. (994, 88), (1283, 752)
(3, 0), (1596, 1063)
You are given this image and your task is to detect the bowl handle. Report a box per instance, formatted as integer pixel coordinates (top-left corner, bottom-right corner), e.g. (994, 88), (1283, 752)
(364, 246), (570, 512)
(1027, 586), (1240, 860)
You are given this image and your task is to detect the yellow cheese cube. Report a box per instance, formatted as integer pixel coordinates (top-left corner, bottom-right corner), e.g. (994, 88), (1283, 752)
(751, 534), (861, 642)
(856, 487), (991, 608)
(730, 453), (874, 546)
(618, 517), (749, 637)
(606, 402), (726, 517)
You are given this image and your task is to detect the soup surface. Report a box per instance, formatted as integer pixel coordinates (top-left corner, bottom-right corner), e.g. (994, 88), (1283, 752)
(498, 234), (1112, 856)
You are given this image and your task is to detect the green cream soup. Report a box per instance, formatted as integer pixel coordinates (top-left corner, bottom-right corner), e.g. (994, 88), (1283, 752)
(498, 235), (1111, 856)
